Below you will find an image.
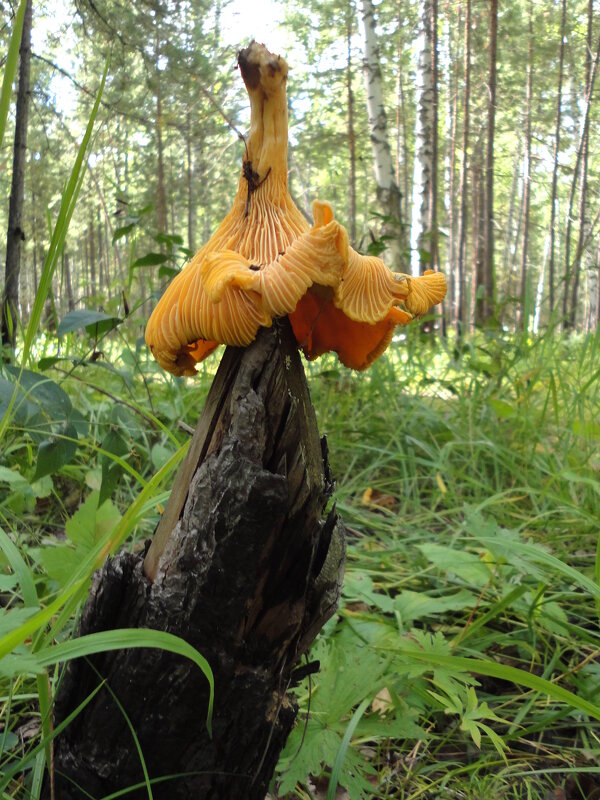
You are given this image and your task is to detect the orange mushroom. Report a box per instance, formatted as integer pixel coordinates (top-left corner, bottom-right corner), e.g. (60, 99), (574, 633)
(145, 42), (446, 377)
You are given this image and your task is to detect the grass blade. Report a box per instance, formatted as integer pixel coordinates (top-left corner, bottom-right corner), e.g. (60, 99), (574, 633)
(394, 646), (600, 721)
(327, 697), (370, 800)
(35, 628), (214, 735)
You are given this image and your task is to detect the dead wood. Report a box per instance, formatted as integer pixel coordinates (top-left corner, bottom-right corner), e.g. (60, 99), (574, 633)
(49, 318), (346, 799)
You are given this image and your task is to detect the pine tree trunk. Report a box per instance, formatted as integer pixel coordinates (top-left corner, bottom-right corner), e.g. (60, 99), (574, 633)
(186, 110), (195, 252)
(360, 0), (405, 266)
(429, 0), (439, 275)
(456, 0), (471, 335)
(88, 217), (96, 297)
(563, 31), (600, 328)
(50, 319), (346, 800)
(63, 251), (75, 312)
(444, 3), (460, 329)
(155, 35), (167, 237)
(482, 0), (497, 324)
(548, 0), (566, 319)
(1, 0), (32, 352)
(473, 135), (485, 327)
(569, 0), (595, 329)
(518, 0), (533, 331)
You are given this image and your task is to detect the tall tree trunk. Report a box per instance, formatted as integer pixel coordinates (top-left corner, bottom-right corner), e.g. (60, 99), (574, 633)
(347, 2), (357, 245)
(482, 0), (497, 324)
(594, 234), (600, 330)
(410, 0), (436, 276)
(563, 31), (600, 328)
(456, 0), (471, 335)
(63, 250), (75, 312)
(569, 0), (595, 329)
(88, 217), (96, 297)
(97, 209), (104, 297)
(429, 0), (439, 275)
(396, 0), (410, 226)
(155, 36), (167, 237)
(502, 147), (520, 281)
(518, 0), (533, 331)
(548, 0), (567, 320)
(31, 180), (38, 297)
(444, 3), (460, 329)
(186, 110), (195, 252)
(360, 0), (405, 266)
(1, 0), (32, 352)
(473, 134), (485, 327)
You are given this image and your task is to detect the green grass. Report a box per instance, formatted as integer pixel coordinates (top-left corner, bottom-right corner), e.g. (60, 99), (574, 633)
(2, 318), (600, 798)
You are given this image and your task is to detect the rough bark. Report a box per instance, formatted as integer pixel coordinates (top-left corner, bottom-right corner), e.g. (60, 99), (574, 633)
(429, 0), (439, 275)
(563, 31), (600, 328)
(473, 134), (485, 327)
(456, 0), (471, 334)
(360, 0), (405, 265)
(1, 0), (32, 351)
(548, 0), (566, 319)
(443, 3), (459, 329)
(482, 0), (497, 324)
(155, 35), (167, 237)
(410, 0), (435, 276)
(518, 0), (533, 331)
(50, 319), (346, 800)
(568, 0), (595, 329)
(396, 0), (410, 229)
(186, 109), (195, 252)
(63, 250), (75, 312)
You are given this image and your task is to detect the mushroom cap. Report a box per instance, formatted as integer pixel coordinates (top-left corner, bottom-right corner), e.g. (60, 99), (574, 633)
(145, 42), (447, 377)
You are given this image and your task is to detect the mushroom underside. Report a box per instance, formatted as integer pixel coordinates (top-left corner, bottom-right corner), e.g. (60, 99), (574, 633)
(151, 287), (415, 377)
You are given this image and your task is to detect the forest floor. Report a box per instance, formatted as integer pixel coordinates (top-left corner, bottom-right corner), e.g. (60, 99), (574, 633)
(1, 324), (600, 800)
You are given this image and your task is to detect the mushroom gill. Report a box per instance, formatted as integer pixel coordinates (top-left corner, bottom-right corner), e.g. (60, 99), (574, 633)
(145, 42), (447, 377)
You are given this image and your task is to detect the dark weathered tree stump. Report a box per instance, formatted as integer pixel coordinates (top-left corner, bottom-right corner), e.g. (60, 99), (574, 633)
(50, 318), (346, 799)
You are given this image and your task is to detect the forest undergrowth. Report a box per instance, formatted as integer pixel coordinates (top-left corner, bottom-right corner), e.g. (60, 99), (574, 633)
(1, 318), (600, 800)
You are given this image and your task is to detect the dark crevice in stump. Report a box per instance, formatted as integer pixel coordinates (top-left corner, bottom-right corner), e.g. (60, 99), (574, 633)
(49, 318), (346, 800)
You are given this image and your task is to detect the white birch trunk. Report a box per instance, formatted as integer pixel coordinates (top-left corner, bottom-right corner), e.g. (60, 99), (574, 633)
(360, 0), (404, 266)
(410, 0), (435, 276)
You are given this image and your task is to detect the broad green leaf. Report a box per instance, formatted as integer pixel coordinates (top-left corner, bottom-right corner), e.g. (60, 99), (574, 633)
(158, 265), (180, 279)
(33, 421), (78, 479)
(133, 252), (171, 268)
(112, 222), (136, 242)
(0, 466), (30, 494)
(394, 589), (476, 624)
(57, 310), (122, 337)
(100, 429), (128, 505)
(343, 572), (394, 614)
(488, 398), (516, 418)
(40, 545), (82, 588)
(417, 543), (493, 587)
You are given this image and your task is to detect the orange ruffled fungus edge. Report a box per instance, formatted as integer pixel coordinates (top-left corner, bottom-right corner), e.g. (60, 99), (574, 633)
(145, 42), (447, 377)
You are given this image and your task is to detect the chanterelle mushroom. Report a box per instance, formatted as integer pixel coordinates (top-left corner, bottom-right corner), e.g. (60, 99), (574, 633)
(145, 42), (447, 376)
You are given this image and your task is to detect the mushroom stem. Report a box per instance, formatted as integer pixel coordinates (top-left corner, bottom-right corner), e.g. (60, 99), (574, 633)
(238, 42), (290, 198)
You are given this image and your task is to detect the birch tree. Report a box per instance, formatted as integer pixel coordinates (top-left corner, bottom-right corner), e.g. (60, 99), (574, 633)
(409, 0), (437, 276)
(360, 0), (405, 266)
